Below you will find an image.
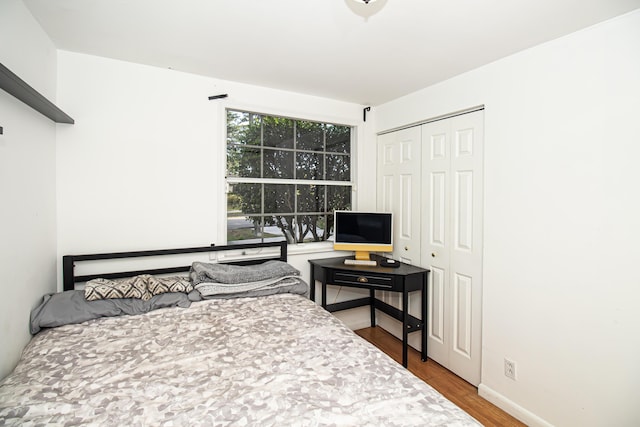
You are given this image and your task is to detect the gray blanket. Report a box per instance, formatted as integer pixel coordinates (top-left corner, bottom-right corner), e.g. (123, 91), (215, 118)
(189, 260), (308, 297)
(189, 260), (300, 285)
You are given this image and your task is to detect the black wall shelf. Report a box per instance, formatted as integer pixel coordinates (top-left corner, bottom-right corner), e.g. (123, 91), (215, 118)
(0, 62), (74, 124)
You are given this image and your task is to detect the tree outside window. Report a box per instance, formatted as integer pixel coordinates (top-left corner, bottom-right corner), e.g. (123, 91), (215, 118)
(226, 109), (352, 244)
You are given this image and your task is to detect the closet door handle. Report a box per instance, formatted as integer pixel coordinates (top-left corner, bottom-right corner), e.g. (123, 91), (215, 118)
(431, 252), (436, 258)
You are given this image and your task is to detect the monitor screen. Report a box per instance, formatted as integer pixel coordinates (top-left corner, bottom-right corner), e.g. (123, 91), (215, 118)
(333, 211), (393, 260)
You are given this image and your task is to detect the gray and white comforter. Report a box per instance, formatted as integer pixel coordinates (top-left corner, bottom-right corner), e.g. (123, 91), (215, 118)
(0, 294), (480, 426)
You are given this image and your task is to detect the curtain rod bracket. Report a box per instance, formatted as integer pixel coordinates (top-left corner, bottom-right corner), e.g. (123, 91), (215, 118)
(363, 106), (371, 122)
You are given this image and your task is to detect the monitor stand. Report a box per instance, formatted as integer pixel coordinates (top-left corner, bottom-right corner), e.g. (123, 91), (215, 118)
(345, 251), (377, 266)
(354, 250), (371, 261)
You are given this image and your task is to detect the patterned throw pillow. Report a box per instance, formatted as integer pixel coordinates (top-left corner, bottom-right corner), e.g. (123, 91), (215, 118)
(147, 276), (193, 296)
(85, 275), (153, 301)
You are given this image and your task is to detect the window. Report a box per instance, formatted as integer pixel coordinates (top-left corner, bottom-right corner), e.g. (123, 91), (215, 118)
(226, 109), (353, 245)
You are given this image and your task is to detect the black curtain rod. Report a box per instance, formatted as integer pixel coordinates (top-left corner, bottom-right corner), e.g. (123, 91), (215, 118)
(208, 94), (228, 100)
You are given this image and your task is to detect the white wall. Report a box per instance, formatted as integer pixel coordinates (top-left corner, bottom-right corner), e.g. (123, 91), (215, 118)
(375, 10), (640, 427)
(55, 51), (376, 326)
(0, 0), (59, 379)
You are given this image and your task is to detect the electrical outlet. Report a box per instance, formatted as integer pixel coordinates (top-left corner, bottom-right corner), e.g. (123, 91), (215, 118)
(504, 358), (516, 380)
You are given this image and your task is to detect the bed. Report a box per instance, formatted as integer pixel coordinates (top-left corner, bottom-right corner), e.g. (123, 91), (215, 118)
(0, 242), (480, 426)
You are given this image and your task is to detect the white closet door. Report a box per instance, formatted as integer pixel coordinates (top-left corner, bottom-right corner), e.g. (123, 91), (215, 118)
(377, 126), (421, 265)
(377, 127), (422, 324)
(420, 118), (452, 366)
(421, 110), (484, 386)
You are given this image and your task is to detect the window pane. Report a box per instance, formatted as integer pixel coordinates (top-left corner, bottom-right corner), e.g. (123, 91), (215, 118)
(326, 154), (350, 181)
(227, 146), (261, 178)
(227, 110), (261, 146)
(227, 214), (290, 244)
(263, 116), (294, 149)
(326, 124), (351, 153)
(266, 215), (295, 244)
(264, 184), (295, 214)
(297, 214), (329, 242)
(264, 149), (293, 179)
(226, 184), (264, 244)
(327, 185), (351, 212)
(227, 215), (263, 244)
(296, 121), (324, 151)
(296, 151), (323, 180)
(297, 184), (325, 213)
(264, 219), (290, 242)
(228, 183), (262, 214)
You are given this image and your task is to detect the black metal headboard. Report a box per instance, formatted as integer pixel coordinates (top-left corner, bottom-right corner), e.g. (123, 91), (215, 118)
(62, 241), (288, 291)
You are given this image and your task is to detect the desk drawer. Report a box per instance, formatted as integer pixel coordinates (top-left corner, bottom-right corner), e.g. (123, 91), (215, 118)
(331, 271), (396, 290)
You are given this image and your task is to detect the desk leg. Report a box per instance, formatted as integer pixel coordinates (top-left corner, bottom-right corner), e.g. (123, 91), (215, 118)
(321, 279), (327, 309)
(369, 289), (375, 327)
(309, 265), (316, 302)
(402, 287), (408, 368)
(422, 272), (428, 362)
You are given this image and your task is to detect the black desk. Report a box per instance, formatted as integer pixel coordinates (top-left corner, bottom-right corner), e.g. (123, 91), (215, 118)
(308, 256), (429, 368)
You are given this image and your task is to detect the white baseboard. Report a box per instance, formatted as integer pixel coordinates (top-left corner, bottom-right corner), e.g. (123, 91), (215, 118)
(478, 384), (554, 427)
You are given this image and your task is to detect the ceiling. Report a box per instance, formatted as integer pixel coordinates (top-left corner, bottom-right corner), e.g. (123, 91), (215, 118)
(24, 0), (640, 106)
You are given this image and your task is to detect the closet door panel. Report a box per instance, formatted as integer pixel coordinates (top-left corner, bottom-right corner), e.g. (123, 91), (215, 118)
(454, 170), (474, 252)
(453, 272), (473, 358)
(377, 127), (421, 265)
(421, 110), (483, 386)
(428, 265), (448, 362)
(430, 171), (447, 247)
(381, 175), (394, 212)
(447, 112), (484, 386)
(377, 127), (422, 338)
(421, 119), (452, 366)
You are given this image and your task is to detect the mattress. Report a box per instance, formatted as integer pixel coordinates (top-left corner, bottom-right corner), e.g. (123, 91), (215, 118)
(0, 293), (480, 426)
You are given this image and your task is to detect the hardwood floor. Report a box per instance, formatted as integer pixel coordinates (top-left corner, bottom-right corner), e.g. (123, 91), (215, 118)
(355, 327), (526, 427)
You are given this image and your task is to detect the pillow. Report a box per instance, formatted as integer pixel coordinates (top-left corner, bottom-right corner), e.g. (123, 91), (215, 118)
(187, 289), (203, 302)
(147, 275), (193, 296)
(30, 290), (192, 334)
(85, 275), (152, 301)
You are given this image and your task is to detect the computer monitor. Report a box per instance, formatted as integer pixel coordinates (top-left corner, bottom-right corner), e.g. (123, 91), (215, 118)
(333, 211), (393, 260)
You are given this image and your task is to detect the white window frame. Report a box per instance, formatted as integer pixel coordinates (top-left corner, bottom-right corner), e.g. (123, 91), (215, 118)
(220, 105), (358, 253)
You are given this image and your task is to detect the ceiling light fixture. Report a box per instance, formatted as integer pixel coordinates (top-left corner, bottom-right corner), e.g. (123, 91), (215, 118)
(347, 0), (385, 18)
